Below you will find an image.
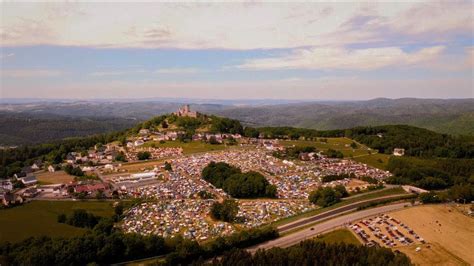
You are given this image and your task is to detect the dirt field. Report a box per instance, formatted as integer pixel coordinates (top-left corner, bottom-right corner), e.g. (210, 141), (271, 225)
(36, 170), (75, 184)
(390, 204), (474, 265)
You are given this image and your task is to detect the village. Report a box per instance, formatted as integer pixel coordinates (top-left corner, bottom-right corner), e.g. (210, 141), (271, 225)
(1, 106), (393, 241)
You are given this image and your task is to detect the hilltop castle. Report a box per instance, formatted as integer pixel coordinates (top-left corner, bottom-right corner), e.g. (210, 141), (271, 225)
(174, 104), (198, 118)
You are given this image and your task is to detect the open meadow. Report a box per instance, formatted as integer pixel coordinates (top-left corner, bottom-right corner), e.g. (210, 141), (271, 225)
(0, 201), (114, 243)
(35, 170), (75, 184)
(390, 204), (474, 265)
(281, 137), (372, 158)
(352, 153), (391, 170)
(143, 140), (229, 154)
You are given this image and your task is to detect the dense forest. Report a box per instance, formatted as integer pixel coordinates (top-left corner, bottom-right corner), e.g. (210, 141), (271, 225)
(346, 125), (474, 158)
(386, 156), (474, 197)
(201, 162), (277, 198)
(203, 240), (411, 266)
(252, 125), (474, 159)
(0, 112), (136, 146)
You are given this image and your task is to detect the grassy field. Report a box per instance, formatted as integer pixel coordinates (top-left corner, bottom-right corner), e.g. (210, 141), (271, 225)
(0, 200), (114, 243)
(352, 153), (391, 170)
(272, 187), (407, 227)
(143, 140), (229, 154)
(281, 138), (372, 158)
(36, 170), (75, 184)
(390, 204), (473, 265)
(313, 229), (361, 246)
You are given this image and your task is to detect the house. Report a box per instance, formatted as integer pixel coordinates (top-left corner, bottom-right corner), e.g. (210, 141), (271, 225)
(393, 148), (405, 156)
(21, 175), (38, 186)
(81, 166), (95, 172)
(66, 153), (76, 164)
(21, 166), (33, 174)
(139, 129), (150, 135)
(166, 132), (178, 141)
(1, 192), (23, 206)
(134, 140), (145, 146)
(0, 180), (13, 191)
(31, 160), (43, 170)
(75, 183), (107, 194)
(48, 165), (56, 173)
(14, 172), (27, 180)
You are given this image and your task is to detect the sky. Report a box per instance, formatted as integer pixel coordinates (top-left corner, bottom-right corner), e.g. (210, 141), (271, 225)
(1, 1), (473, 100)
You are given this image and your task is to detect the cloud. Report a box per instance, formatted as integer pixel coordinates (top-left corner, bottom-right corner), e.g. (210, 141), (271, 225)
(90, 69), (146, 76)
(155, 68), (200, 74)
(236, 46), (445, 70)
(1, 69), (63, 78)
(0, 53), (15, 59)
(1, 2), (471, 49)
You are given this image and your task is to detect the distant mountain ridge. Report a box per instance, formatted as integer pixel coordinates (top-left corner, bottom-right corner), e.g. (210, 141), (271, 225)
(0, 98), (473, 146)
(211, 98), (474, 135)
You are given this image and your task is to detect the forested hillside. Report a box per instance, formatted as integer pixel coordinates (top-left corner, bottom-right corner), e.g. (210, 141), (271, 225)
(0, 112), (136, 146)
(214, 98), (474, 135)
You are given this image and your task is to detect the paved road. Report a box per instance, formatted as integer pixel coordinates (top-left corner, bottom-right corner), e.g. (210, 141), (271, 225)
(249, 202), (410, 252)
(342, 185), (400, 201)
(278, 193), (409, 233)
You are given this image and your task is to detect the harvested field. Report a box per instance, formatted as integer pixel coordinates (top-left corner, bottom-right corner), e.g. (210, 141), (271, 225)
(390, 204), (474, 265)
(395, 243), (469, 266)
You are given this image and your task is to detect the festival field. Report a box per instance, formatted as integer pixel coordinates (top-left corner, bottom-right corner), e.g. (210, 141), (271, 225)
(390, 204), (474, 265)
(35, 170), (75, 184)
(0, 201), (114, 243)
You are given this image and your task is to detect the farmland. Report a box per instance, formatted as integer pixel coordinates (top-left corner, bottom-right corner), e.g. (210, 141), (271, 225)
(390, 204), (474, 265)
(0, 201), (114, 243)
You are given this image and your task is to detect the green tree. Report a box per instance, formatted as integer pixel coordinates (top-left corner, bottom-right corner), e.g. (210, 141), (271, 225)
(164, 161), (172, 171)
(309, 187), (344, 207)
(211, 199), (239, 222)
(137, 151), (151, 160)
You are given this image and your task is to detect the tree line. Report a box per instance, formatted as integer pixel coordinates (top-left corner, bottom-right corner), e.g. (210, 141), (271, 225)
(386, 156), (474, 190)
(0, 221), (278, 266)
(202, 240), (411, 266)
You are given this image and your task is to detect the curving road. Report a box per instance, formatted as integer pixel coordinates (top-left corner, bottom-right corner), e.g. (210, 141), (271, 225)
(249, 202), (411, 252)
